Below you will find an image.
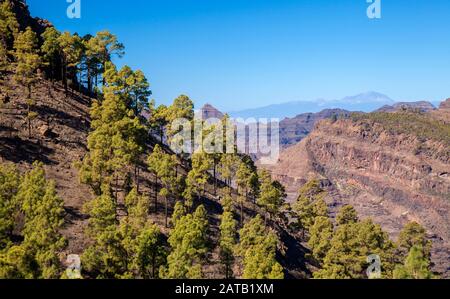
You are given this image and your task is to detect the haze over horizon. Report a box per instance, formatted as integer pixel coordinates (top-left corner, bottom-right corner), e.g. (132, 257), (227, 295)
(27, 0), (450, 111)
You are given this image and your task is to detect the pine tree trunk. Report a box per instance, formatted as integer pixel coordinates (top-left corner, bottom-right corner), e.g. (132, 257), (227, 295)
(27, 85), (31, 138)
(240, 200), (244, 226)
(213, 161), (217, 195)
(64, 64), (68, 95)
(115, 174), (119, 201)
(135, 165), (140, 193)
(154, 175), (158, 213)
(87, 67), (91, 94)
(152, 253), (156, 278)
(165, 197), (168, 228)
(27, 104), (31, 138)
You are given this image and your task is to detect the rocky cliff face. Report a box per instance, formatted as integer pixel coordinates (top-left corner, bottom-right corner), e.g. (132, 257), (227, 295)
(279, 109), (351, 148)
(266, 101), (450, 277)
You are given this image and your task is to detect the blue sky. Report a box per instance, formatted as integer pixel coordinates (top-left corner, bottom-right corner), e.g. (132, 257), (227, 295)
(27, 0), (450, 111)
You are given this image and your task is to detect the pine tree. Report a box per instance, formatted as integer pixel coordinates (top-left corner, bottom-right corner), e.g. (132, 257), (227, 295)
(57, 32), (83, 94)
(82, 184), (166, 279)
(313, 222), (363, 279)
(0, 163), (20, 249)
(336, 205), (358, 225)
(0, 244), (35, 279)
(308, 216), (333, 264)
(220, 189), (234, 212)
(150, 104), (169, 143)
(124, 187), (149, 228)
(165, 95), (194, 138)
(313, 198), (328, 218)
(81, 185), (123, 278)
(314, 211), (396, 279)
(218, 154), (238, 187)
(79, 63), (146, 194)
(393, 245), (434, 279)
(81, 225), (127, 278)
(162, 205), (208, 278)
(184, 152), (212, 208)
(125, 68), (152, 114)
(257, 170), (284, 223)
(133, 224), (167, 278)
(219, 209), (237, 278)
(397, 222), (431, 258)
(356, 219), (396, 278)
(104, 64), (152, 114)
(86, 31), (124, 85)
(292, 179), (327, 235)
(171, 201), (186, 227)
(236, 160), (253, 224)
(82, 34), (102, 94)
(237, 215), (284, 279)
(1, 162), (66, 279)
(0, 0), (18, 55)
(0, 0), (18, 78)
(118, 199), (166, 279)
(13, 27), (42, 137)
(0, 39), (8, 76)
(41, 27), (61, 81)
(147, 144), (178, 226)
(242, 233), (284, 279)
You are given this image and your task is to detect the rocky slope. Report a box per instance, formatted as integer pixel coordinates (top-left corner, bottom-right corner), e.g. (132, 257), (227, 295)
(0, 76), (311, 278)
(279, 109), (351, 148)
(5, 0), (51, 35)
(375, 101), (436, 113)
(265, 101), (450, 277)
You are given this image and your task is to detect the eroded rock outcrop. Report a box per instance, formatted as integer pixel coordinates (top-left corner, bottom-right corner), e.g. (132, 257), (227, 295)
(266, 103), (450, 277)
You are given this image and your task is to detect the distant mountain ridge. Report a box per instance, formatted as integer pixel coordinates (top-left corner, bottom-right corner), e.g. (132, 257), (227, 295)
(199, 98), (439, 150)
(279, 108), (352, 148)
(264, 99), (450, 277)
(375, 101), (436, 113)
(228, 91), (394, 119)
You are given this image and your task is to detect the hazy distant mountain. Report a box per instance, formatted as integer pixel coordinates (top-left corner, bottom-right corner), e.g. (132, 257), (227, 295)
(196, 103), (224, 120)
(229, 92), (394, 119)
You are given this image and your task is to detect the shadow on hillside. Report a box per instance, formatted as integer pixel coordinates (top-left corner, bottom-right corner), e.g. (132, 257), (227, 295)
(197, 192), (311, 279)
(33, 104), (89, 132)
(0, 136), (55, 164)
(274, 223), (312, 279)
(64, 206), (89, 224)
(0, 125), (18, 134)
